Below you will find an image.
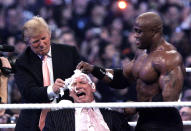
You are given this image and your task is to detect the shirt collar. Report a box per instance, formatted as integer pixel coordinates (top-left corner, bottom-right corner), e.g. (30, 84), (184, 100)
(38, 46), (52, 59)
(75, 100), (96, 113)
(47, 46), (52, 57)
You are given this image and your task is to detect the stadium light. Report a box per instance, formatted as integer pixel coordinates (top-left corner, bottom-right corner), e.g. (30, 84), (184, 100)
(118, 0), (128, 10)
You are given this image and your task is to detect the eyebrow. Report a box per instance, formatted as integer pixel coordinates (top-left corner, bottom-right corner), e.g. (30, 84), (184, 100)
(134, 27), (142, 33)
(32, 39), (40, 44)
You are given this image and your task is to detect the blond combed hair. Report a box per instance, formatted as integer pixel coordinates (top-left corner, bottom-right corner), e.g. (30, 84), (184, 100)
(23, 16), (50, 42)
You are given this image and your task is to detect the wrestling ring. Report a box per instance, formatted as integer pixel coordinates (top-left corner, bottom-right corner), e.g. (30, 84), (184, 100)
(0, 67), (191, 128)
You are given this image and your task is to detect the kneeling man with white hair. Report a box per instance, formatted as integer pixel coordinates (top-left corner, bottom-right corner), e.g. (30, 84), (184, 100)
(43, 70), (131, 131)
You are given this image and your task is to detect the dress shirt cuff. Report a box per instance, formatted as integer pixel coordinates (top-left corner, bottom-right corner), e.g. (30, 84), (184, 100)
(47, 85), (59, 100)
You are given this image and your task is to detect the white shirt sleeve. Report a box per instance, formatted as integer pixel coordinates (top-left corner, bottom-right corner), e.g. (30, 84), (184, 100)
(47, 85), (59, 100)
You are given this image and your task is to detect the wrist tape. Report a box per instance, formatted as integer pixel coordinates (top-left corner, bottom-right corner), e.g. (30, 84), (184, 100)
(92, 66), (106, 80)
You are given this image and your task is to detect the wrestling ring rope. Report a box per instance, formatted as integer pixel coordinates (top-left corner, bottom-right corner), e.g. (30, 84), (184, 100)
(1, 101), (191, 109)
(0, 67), (191, 128)
(1, 121), (191, 128)
(1, 101), (191, 128)
(186, 68), (191, 72)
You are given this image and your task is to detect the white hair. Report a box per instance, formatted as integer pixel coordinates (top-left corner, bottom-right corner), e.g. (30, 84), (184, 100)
(64, 69), (95, 91)
(70, 69), (93, 84)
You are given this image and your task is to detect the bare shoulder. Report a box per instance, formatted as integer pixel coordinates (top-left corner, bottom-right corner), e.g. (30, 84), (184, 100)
(152, 42), (183, 73)
(122, 58), (135, 78)
(122, 50), (146, 78)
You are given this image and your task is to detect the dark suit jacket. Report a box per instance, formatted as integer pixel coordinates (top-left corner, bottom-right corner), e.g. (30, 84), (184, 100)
(15, 43), (81, 131)
(43, 108), (131, 131)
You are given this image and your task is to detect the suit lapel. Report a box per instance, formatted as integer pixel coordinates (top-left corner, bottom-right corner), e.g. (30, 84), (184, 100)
(100, 109), (112, 130)
(27, 48), (43, 85)
(64, 109), (75, 131)
(51, 44), (68, 81)
(54, 109), (75, 131)
(51, 44), (59, 81)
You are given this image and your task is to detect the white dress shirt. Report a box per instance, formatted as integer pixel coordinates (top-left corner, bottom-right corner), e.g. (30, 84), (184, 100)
(75, 100), (110, 131)
(39, 47), (58, 101)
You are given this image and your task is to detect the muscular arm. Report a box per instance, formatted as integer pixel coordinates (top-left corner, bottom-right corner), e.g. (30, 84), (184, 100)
(108, 60), (135, 89)
(77, 61), (135, 89)
(155, 52), (184, 101)
(159, 66), (184, 101)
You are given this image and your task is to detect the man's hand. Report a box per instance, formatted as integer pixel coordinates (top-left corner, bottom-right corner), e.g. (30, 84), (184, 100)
(0, 57), (12, 76)
(76, 61), (94, 74)
(0, 57), (11, 69)
(52, 78), (65, 94)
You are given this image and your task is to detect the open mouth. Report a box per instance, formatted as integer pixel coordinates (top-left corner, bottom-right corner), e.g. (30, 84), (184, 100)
(76, 92), (86, 97)
(136, 39), (140, 45)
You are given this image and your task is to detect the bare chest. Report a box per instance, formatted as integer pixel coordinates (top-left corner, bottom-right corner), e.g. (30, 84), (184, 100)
(132, 55), (159, 83)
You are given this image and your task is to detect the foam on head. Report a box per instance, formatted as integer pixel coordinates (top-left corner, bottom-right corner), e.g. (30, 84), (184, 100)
(60, 69), (95, 96)
(70, 69), (93, 84)
(63, 69), (95, 91)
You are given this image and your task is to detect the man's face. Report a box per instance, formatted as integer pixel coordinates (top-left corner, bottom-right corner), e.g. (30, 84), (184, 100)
(179, 107), (191, 121)
(70, 75), (95, 103)
(29, 32), (51, 55)
(134, 19), (153, 49)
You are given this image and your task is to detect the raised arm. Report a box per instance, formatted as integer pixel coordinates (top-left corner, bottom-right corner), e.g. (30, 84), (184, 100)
(76, 61), (135, 89)
(76, 61), (113, 83)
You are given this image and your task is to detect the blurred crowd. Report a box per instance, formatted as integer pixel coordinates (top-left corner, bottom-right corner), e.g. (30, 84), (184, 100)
(0, 0), (190, 129)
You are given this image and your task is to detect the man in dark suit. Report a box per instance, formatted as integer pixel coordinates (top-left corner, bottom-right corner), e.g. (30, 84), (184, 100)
(43, 70), (131, 131)
(15, 16), (81, 131)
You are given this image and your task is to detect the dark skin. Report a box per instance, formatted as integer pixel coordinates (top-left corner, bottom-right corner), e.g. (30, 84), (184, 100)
(77, 12), (185, 103)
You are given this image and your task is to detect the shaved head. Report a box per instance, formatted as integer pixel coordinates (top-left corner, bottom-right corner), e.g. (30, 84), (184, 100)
(136, 12), (163, 33)
(134, 12), (164, 49)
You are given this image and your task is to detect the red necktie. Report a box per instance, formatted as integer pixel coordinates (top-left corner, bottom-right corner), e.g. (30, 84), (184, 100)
(39, 55), (50, 131)
(42, 55), (50, 86)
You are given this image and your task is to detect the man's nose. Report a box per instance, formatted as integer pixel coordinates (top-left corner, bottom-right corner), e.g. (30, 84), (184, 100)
(39, 40), (45, 47)
(134, 33), (139, 38)
(74, 83), (82, 91)
(75, 83), (81, 89)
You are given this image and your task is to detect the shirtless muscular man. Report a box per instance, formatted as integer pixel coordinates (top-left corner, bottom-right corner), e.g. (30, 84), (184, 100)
(77, 12), (185, 131)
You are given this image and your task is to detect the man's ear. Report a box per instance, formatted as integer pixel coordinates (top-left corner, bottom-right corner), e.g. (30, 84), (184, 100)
(151, 25), (161, 36)
(151, 29), (156, 37)
(48, 31), (51, 38)
(91, 83), (96, 92)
